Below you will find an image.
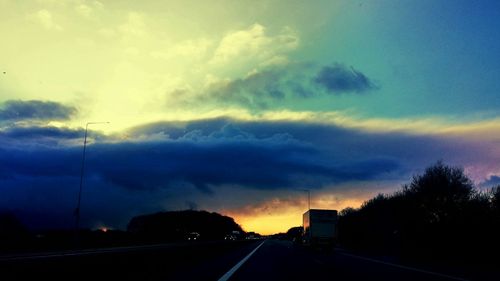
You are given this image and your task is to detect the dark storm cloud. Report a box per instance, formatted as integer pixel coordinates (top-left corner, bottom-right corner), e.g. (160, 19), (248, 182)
(314, 64), (376, 93)
(0, 126), (82, 139)
(3, 118), (489, 194)
(205, 62), (376, 108)
(0, 100), (77, 121)
(1, 118), (495, 230)
(0, 123), (401, 193)
(0, 146), (80, 179)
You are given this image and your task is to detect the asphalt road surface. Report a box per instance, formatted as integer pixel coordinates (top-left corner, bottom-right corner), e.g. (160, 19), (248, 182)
(1, 239), (498, 281)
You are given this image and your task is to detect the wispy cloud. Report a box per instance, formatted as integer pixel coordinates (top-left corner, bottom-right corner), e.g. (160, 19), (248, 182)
(151, 39), (213, 60)
(209, 24), (298, 66)
(28, 9), (63, 31)
(75, 1), (103, 19)
(190, 62), (377, 109)
(118, 12), (146, 37)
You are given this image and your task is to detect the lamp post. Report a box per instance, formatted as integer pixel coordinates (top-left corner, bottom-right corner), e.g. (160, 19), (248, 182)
(74, 122), (109, 246)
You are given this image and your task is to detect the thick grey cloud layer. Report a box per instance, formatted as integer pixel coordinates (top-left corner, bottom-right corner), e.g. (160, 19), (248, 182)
(0, 123), (400, 192)
(204, 62), (376, 109)
(0, 100), (76, 121)
(0, 126), (82, 139)
(1, 118), (494, 230)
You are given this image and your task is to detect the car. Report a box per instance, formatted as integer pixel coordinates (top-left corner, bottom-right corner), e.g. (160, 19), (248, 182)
(186, 232), (200, 241)
(224, 234), (236, 241)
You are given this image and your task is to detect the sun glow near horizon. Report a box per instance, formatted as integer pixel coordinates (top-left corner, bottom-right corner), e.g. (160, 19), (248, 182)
(223, 194), (368, 235)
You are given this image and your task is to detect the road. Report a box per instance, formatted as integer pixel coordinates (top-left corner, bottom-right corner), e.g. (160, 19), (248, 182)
(228, 240), (478, 281)
(0, 239), (498, 281)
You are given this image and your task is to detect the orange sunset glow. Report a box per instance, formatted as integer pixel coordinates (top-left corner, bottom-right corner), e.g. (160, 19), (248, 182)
(224, 194), (368, 235)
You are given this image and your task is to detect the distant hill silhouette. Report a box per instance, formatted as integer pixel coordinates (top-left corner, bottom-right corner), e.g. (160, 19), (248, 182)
(127, 210), (243, 242)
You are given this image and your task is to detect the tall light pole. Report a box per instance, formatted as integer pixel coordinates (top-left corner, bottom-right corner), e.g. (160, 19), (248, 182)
(74, 122), (109, 245)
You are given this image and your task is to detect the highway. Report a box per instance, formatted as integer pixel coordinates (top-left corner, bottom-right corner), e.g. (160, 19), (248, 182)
(0, 239), (498, 281)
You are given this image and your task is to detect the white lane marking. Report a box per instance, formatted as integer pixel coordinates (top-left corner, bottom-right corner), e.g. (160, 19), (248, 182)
(217, 241), (266, 281)
(0, 243), (184, 261)
(0, 251), (102, 261)
(339, 252), (470, 281)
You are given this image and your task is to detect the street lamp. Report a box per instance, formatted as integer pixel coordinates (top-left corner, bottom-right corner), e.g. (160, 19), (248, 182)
(74, 122), (109, 245)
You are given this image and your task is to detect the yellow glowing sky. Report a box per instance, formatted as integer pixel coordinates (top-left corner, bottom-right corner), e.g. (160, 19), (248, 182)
(0, 0), (309, 132)
(227, 196), (366, 235)
(219, 183), (393, 235)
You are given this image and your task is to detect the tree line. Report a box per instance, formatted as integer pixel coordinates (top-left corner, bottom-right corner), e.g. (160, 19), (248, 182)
(0, 210), (245, 252)
(338, 161), (500, 262)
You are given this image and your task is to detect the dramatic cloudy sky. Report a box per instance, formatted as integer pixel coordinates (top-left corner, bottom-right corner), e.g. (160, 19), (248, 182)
(1, 0), (500, 234)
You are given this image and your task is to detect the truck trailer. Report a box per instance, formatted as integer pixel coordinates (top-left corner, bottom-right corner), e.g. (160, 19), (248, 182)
(302, 209), (338, 249)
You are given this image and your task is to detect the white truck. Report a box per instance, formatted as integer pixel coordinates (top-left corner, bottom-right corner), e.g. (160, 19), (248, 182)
(302, 209), (338, 249)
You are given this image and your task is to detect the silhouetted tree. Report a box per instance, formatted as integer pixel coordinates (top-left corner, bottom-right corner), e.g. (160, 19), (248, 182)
(339, 161), (499, 262)
(492, 186), (500, 213)
(404, 161), (474, 223)
(127, 210), (243, 243)
(400, 162), (476, 254)
(491, 186), (500, 251)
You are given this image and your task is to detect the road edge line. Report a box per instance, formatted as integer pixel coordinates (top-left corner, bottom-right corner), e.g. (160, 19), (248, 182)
(339, 252), (470, 281)
(217, 240), (266, 281)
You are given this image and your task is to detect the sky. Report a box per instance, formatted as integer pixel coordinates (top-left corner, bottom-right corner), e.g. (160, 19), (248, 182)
(1, 0), (500, 235)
